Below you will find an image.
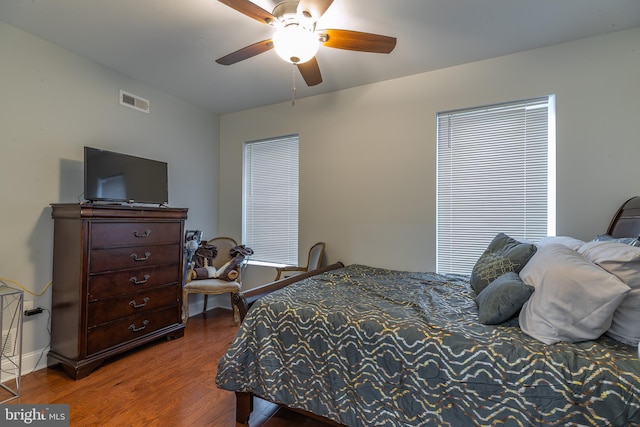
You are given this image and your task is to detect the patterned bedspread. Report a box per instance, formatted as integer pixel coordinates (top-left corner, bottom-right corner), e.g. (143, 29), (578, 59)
(215, 264), (640, 426)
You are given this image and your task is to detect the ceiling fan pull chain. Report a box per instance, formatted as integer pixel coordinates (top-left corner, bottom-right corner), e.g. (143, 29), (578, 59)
(291, 63), (297, 106)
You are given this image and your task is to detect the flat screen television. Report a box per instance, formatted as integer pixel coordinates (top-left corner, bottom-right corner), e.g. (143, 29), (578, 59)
(84, 146), (168, 205)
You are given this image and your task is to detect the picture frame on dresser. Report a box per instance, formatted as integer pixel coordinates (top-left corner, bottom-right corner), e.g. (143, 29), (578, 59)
(49, 203), (188, 380)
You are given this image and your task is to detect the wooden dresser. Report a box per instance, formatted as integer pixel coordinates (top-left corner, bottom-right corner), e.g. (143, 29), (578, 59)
(49, 203), (187, 379)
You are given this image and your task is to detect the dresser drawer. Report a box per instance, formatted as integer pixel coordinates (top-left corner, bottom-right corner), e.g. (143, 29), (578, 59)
(91, 222), (181, 248)
(88, 265), (180, 300)
(88, 285), (180, 327)
(87, 306), (179, 355)
(89, 243), (181, 273)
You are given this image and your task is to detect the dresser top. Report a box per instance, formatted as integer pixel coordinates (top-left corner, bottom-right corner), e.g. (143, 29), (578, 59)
(50, 203), (188, 220)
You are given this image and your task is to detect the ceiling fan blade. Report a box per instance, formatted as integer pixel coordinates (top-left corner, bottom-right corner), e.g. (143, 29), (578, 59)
(321, 29), (397, 54)
(297, 57), (323, 86)
(297, 0), (334, 21)
(216, 39), (274, 65)
(218, 0), (275, 24)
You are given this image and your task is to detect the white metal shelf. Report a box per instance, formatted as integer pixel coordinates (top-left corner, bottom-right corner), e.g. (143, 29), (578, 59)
(0, 286), (23, 403)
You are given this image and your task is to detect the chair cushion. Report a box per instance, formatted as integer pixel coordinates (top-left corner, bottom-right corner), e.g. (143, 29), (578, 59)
(184, 278), (240, 293)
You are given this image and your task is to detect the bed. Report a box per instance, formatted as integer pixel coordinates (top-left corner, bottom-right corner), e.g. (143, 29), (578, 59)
(216, 197), (640, 426)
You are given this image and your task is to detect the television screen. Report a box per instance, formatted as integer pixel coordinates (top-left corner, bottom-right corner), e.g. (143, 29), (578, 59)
(84, 147), (168, 205)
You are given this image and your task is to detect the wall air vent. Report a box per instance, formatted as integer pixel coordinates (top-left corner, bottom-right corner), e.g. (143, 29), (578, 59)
(120, 90), (150, 113)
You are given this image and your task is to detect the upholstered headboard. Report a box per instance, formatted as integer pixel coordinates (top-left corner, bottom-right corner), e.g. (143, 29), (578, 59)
(607, 196), (640, 238)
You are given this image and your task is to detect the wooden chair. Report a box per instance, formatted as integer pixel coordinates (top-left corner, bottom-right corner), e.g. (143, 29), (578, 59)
(275, 242), (325, 280)
(182, 237), (242, 324)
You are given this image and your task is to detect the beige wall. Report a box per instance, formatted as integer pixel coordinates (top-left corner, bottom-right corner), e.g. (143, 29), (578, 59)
(0, 21), (219, 371)
(220, 27), (640, 286)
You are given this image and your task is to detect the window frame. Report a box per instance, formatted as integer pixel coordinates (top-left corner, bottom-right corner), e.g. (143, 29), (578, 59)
(242, 134), (300, 266)
(436, 95), (556, 275)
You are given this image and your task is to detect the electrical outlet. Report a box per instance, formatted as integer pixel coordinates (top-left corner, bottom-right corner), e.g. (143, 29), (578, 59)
(24, 300), (34, 312)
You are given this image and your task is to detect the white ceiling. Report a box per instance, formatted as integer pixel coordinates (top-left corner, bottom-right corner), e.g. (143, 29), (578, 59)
(1, 0), (639, 114)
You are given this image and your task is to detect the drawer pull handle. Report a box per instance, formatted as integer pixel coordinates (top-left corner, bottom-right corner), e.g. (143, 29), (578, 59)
(129, 320), (149, 332)
(130, 274), (151, 285)
(130, 252), (151, 262)
(132, 229), (151, 238)
(129, 297), (150, 309)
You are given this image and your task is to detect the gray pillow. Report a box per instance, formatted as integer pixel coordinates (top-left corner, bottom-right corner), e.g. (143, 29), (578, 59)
(470, 233), (537, 295)
(476, 272), (534, 325)
(594, 234), (640, 247)
(578, 241), (640, 345)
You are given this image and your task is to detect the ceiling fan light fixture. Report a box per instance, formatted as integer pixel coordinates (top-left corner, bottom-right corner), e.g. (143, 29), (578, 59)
(272, 24), (319, 64)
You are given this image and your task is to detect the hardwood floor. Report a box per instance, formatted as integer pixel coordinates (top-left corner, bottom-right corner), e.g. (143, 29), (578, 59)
(11, 308), (332, 427)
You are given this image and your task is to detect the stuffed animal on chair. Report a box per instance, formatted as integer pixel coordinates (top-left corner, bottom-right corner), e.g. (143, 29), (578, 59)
(188, 244), (253, 282)
(217, 245), (254, 280)
(191, 258), (239, 281)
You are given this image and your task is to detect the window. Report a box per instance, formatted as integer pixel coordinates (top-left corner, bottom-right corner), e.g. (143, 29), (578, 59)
(243, 135), (299, 266)
(436, 96), (555, 275)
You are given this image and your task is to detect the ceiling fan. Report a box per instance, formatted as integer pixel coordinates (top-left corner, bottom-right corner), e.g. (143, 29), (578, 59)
(216, 0), (397, 87)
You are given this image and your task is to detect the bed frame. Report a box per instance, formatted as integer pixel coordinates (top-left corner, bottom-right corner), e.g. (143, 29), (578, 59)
(232, 262), (345, 323)
(231, 262), (345, 426)
(228, 196), (640, 427)
(607, 196), (640, 238)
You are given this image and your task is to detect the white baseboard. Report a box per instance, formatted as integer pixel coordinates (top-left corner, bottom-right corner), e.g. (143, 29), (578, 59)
(22, 346), (50, 374)
(187, 294), (230, 316)
(4, 298), (231, 381)
(0, 346), (49, 386)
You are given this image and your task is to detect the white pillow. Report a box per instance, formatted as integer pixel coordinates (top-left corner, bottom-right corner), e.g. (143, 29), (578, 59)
(578, 241), (640, 345)
(536, 235), (585, 251)
(518, 244), (630, 344)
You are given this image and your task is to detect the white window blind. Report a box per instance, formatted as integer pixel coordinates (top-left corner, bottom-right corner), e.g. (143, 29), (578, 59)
(243, 135), (299, 265)
(437, 96), (555, 275)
